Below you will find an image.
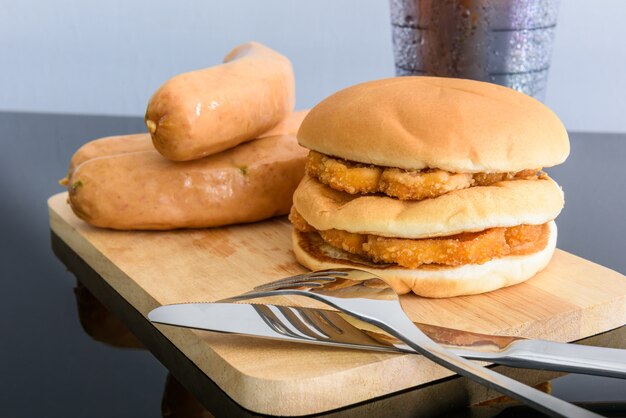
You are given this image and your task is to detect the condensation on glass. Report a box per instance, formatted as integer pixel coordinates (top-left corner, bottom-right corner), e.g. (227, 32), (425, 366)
(389, 0), (560, 100)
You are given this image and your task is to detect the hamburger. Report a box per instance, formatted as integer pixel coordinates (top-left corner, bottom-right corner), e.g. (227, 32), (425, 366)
(289, 77), (568, 298)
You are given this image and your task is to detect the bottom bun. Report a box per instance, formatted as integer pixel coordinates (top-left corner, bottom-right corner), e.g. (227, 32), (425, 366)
(292, 221), (557, 298)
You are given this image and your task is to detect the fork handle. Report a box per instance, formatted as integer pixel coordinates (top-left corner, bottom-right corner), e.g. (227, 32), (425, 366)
(385, 315), (600, 418)
(456, 339), (626, 379)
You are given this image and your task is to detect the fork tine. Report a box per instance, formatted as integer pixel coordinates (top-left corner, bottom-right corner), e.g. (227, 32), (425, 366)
(253, 270), (347, 291)
(220, 281), (326, 303)
(313, 270), (350, 277)
(254, 281), (326, 292)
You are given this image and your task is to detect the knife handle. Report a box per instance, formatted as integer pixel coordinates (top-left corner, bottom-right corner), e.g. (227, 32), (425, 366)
(461, 339), (626, 379)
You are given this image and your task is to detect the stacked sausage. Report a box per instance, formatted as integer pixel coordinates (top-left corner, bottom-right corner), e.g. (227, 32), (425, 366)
(64, 42), (308, 230)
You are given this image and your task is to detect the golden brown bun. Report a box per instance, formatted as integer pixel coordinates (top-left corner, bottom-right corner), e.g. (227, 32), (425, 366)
(298, 77), (569, 172)
(293, 175), (563, 239)
(292, 221), (557, 298)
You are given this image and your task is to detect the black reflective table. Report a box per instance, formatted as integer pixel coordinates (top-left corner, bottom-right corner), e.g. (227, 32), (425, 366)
(2, 112), (626, 417)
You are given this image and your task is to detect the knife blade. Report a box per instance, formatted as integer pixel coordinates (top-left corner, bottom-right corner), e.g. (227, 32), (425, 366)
(149, 302), (626, 379)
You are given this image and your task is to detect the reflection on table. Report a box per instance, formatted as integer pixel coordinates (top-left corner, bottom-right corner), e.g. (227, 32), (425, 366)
(73, 280), (214, 418)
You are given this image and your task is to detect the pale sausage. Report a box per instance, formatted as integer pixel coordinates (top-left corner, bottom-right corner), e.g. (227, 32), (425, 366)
(145, 42), (295, 161)
(69, 133), (154, 173)
(68, 135), (307, 230)
(61, 110), (308, 185)
(59, 133), (153, 185)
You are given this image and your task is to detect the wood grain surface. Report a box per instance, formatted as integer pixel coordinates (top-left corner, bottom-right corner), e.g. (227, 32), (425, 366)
(48, 192), (626, 416)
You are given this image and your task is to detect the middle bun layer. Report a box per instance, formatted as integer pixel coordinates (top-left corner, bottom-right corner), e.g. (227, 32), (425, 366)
(293, 175), (564, 239)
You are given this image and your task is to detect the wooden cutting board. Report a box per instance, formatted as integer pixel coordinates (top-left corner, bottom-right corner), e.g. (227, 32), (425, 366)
(48, 192), (626, 416)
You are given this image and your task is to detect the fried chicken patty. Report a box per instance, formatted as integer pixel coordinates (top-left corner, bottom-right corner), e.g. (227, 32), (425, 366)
(305, 151), (544, 201)
(289, 208), (550, 268)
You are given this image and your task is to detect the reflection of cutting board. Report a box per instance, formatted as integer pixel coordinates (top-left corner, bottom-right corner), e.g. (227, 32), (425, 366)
(48, 192), (626, 416)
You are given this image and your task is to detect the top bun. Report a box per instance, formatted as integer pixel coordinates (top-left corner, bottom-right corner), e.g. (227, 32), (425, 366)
(298, 77), (569, 173)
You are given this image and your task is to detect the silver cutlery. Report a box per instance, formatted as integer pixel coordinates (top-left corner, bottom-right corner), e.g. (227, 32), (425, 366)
(216, 269), (598, 417)
(149, 301), (626, 379)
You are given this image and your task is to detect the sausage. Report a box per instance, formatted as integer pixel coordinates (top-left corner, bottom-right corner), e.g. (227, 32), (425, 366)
(145, 42), (295, 161)
(67, 134), (307, 230)
(60, 110), (309, 185)
(258, 109), (308, 138)
(59, 133), (153, 185)
(69, 133), (153, 173)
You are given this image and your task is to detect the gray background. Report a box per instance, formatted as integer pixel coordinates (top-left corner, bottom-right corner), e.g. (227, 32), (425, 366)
(2, 0), (626, 133)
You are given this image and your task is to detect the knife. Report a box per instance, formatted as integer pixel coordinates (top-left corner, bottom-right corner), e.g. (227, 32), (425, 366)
(149, 302), (626, 379)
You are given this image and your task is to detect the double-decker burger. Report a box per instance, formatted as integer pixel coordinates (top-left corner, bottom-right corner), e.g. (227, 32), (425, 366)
(289, 77), (568, 298)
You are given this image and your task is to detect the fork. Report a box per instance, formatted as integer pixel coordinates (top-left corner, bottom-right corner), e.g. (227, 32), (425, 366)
(222, 269), (599, 418)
